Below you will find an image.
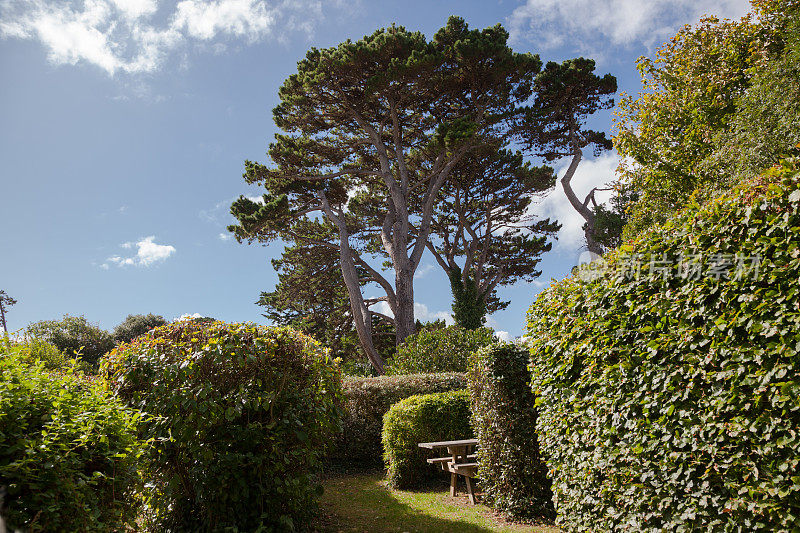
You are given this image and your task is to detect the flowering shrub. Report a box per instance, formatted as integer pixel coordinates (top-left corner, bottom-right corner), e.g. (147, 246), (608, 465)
(0, 341), (143, 532)
(101, 320), (343, 532)
(468, 342), (554, 520)
(527, 157), (800, 531)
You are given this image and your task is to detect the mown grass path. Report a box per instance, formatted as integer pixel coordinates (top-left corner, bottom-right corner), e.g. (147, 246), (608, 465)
(316, 472), (559, 533)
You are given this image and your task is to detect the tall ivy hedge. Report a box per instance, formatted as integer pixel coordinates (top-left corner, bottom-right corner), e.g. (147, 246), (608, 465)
(468, 343), (554, 520)
(527, 157), (800, 531)
(101, 320), (343, 532)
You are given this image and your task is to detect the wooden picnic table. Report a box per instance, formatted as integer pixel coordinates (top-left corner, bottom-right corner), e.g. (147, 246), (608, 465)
(418, 439), (479, 504)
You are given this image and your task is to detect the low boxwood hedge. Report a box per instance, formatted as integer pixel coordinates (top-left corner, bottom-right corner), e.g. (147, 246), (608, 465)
(382, 390), (473, 489)
(527, 157), (800, 531)
(0, 340), (143, 532)
(329, 372), (467, 467)
(468, 342), (554, 520)
(101, 320), (343, 532)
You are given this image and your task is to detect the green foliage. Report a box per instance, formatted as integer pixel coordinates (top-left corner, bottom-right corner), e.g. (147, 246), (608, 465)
(382, 390), (473, 489)
(112, 313), (167, 344)
(449, 268), (488, 330)
(6, 336), (90, 373)
(614, 1), (800, 239)
(101, 320), (343, 532)
(26, 314), (115, 367)
(0, 342), (143, 532)
(390, 326), (495, 375)
(467, 343), (554, 520)
(526, 157), (800, 531)
(329, 372), (468, 466)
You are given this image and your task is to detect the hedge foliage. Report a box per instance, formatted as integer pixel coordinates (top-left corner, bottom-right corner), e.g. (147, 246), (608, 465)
(468, 343), (554, 520)
(527, 157), (800, 531)
(382, 390), (473, 489)
(389, 326), (495, 374)
(101, 320), (343, 532)
(0, 341), (143, 532)
(329, 372), (467, 466)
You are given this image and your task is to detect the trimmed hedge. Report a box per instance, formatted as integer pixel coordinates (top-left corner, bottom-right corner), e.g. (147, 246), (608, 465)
(329, 372), (467, 466)
(389, 326), (495, 374)
(382, 390), (473, 489)
(527, 157), (800, 531)
(0, 342), (143, 532)
(468, 342), (554, 520)
(101, 320), (343, 532)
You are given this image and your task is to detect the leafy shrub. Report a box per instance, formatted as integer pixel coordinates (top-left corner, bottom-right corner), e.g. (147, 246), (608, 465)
(527, 157), (800, 531)
(0, 342), (143, 532)
(329, 372), (467, 466)
(101, 320), (343, 532)
(468, 343), (554, 520)
(389, 326), (495, 374)
(382, 390), (473, 489)
(27, 314), (115, 367)
(112, 313), (167, 343)
(7, 336), (91, 373)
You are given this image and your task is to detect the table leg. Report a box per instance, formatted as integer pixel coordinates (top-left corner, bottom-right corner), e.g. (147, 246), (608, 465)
(450, 472), (458, 496)
(465, 476), (476, 505)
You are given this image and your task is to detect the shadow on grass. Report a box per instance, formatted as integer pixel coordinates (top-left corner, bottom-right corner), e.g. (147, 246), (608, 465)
(316, 472), (549, 533)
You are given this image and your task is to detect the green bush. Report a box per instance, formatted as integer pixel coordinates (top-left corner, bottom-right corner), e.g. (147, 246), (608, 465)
(7, 336), (91, 373)
(26, 314), (115, 367)
(468, 342), (554, 520)
(0, 341), (143, 532)
(329, 372), (467, 466)
(101, 320), (343, 532)
(389, 326), (495, 374)
(382, 390), (473, 489)
(112, 313), (167, 344)
(527, 157), (800, 531)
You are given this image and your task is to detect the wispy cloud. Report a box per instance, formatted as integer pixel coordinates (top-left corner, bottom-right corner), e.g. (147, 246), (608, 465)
(218, 232), (231, 241)
(414, 263), (435, 280)
(0, 0), (343, 76)
(508, 0), (751, 52)
(103, 235), (175, 267)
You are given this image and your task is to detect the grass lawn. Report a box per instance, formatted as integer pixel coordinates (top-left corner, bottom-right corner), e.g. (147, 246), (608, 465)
(315, 472), (559, 533)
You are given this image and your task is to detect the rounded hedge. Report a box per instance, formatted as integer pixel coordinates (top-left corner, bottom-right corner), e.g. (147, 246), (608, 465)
(0, 341), (143, 532)
(329, 372), (468, 467)
(101, 320), (343, 532)
(382, 390), (473, 489)
(468, 342), (554, 520)
(527, 157), (800, 531)
(389, 326), (495, 375)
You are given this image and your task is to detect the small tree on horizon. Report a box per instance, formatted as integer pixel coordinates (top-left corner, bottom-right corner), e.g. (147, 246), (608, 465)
(0, 290), (17, 336)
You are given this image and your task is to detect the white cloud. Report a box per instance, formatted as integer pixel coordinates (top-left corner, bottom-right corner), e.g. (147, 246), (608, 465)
(0, 0), (340, 75)
(104, 235), (176, 267)
(218, 232), (231, 241)
(509, 0), (751, 51)
(369, 300), (455, 326)
(533, 151), (619, 251)
(414, 263), (435, 279)
(495, 330), (513, 342)
(177, 312), (202, 320)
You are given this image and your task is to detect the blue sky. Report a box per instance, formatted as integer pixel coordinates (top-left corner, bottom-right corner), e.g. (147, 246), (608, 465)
(0, 0), (751, 338)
